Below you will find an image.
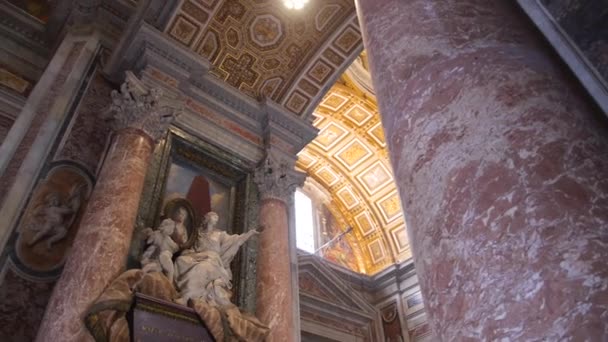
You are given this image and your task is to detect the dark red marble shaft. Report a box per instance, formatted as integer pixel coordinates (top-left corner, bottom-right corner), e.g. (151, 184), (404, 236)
(357, 0), (608, 340)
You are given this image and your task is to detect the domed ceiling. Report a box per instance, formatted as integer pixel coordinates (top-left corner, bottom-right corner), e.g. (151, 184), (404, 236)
(165, 0), (362, 117)
(297, 55), (411, 274)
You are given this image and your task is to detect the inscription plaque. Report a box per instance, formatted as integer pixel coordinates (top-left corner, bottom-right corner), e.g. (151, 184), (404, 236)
(130, 293), (215, 342)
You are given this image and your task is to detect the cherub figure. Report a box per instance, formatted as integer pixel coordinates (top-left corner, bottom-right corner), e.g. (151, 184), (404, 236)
(27, 184), (84, 250)
(140, 205), (189, 282)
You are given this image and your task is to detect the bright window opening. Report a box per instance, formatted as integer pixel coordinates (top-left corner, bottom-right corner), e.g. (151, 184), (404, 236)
(295, 189), (315, 253)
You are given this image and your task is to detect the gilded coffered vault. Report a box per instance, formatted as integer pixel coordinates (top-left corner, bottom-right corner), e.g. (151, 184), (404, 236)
(297, 58), (411, 274)
(166, 0), (362, 116)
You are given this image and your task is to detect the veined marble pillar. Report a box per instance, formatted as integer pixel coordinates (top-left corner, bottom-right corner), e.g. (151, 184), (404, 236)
(357, 0), (608, 340)
(254, 154), (304, 342)
(35, 72), (180, 341)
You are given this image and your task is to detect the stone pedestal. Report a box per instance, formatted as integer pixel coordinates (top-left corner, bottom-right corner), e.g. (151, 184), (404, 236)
(357, 0), (608, 340)
(254, 154), (303, 342)
(35, 72), (180, 341)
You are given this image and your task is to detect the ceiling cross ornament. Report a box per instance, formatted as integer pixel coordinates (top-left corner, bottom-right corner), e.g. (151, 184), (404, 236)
(222, 53), (259, 88)
(109, 71), (183, 142)
(166, 0), (360, 116)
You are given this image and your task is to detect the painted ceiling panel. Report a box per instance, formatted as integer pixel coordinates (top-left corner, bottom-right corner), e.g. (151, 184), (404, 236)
(297, 59), (411, 274)
(166, 0), (362, 116)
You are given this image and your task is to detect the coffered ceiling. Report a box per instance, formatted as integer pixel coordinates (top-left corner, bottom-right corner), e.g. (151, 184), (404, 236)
(297, 65), (411, 274)
(165, 0), (362, 117)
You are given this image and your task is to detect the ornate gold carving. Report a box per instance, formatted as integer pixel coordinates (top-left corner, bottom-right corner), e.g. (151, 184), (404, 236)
(167, 0), (357, 109)
(336, 139), (371, 169)
(296, 61), (411, 273)
(169, 15), (200, 46)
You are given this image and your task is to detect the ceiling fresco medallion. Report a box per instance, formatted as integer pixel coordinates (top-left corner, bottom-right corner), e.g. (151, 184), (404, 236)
(391, 227), (410, 253)
(335, 139), (373, 170)
(367, 238), (387, 263)
(355, 211), (376, 237)
(249, 14), (284, 49)
(169, 15), (200, 46)
(367, 122), (386, 147)
(336, 186), (359, 210)
(314, 122), (348, 151)
(376, 191), (403, 224)
(297, 151), (317, 169)
(344, 104), (373, 126)
(316, 165), (340, 187)
(320, 92), (348, 111)
(357, 161), (392, 195)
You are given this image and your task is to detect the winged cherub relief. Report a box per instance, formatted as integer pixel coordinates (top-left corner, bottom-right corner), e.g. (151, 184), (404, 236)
(26, 183), (86, 250)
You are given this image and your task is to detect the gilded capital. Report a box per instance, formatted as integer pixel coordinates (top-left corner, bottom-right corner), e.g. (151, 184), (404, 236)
(253, 152), (305, 203)
(110, 71), (182, 142)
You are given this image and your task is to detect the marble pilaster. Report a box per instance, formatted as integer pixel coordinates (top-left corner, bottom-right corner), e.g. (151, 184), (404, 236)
(254, 152), (304, 342)
(0, 34), (99, 254)
(357, 0), (608, 340)
(35, 72), (180, 341)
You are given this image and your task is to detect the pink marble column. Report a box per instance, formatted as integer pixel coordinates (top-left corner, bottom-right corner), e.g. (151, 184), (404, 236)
(35, 72), (179, 341)
(257, 198), (293, 341)
(357, 0), (608, 340)
(254, 154), (303, 342)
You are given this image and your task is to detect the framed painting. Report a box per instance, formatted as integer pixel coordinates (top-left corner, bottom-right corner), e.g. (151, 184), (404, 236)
(131, 126), (258, 309)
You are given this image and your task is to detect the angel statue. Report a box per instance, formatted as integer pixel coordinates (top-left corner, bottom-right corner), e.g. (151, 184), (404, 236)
(140, 199), (191, 282)
(174, 211), (258, 308)
(27, 183), (85, 249)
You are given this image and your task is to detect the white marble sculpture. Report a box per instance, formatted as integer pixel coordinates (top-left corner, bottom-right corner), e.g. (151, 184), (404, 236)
(141, 206), (189, 281)
(174, 211), (258, 308)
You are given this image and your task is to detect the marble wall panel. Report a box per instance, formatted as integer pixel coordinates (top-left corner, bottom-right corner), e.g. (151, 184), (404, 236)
(54, 73), (114, 175)
(0, 67), (106, 342)
(0, 42), (84, 208)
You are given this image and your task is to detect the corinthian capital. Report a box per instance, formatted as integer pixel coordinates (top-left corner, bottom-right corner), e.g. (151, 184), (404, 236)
(254, 151), (305, 203)
(110, 71), (183, 142)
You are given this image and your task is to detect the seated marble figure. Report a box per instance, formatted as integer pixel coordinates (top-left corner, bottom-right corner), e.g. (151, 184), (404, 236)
(174, 211), (258, 308)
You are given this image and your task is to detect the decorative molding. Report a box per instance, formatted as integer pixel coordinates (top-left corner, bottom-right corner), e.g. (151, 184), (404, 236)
(106, 23), (317, 159)
(110, 71), (183, 142)
(281, 14), (363, 119)
(0, 2), (48, 50)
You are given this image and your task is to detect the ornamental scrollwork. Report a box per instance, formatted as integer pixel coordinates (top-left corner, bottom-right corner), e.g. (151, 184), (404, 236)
(110, 71), (183, 142)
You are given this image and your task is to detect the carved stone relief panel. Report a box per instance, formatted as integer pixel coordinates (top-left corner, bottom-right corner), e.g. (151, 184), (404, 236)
(11, 162), (93, 276)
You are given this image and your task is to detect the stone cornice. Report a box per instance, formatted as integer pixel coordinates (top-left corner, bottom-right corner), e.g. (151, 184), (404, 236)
(0, 2), (48, 52)
(297, 252), (416, 296)
(105, 22), (317, 160)
(298, 256), (377, 314)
